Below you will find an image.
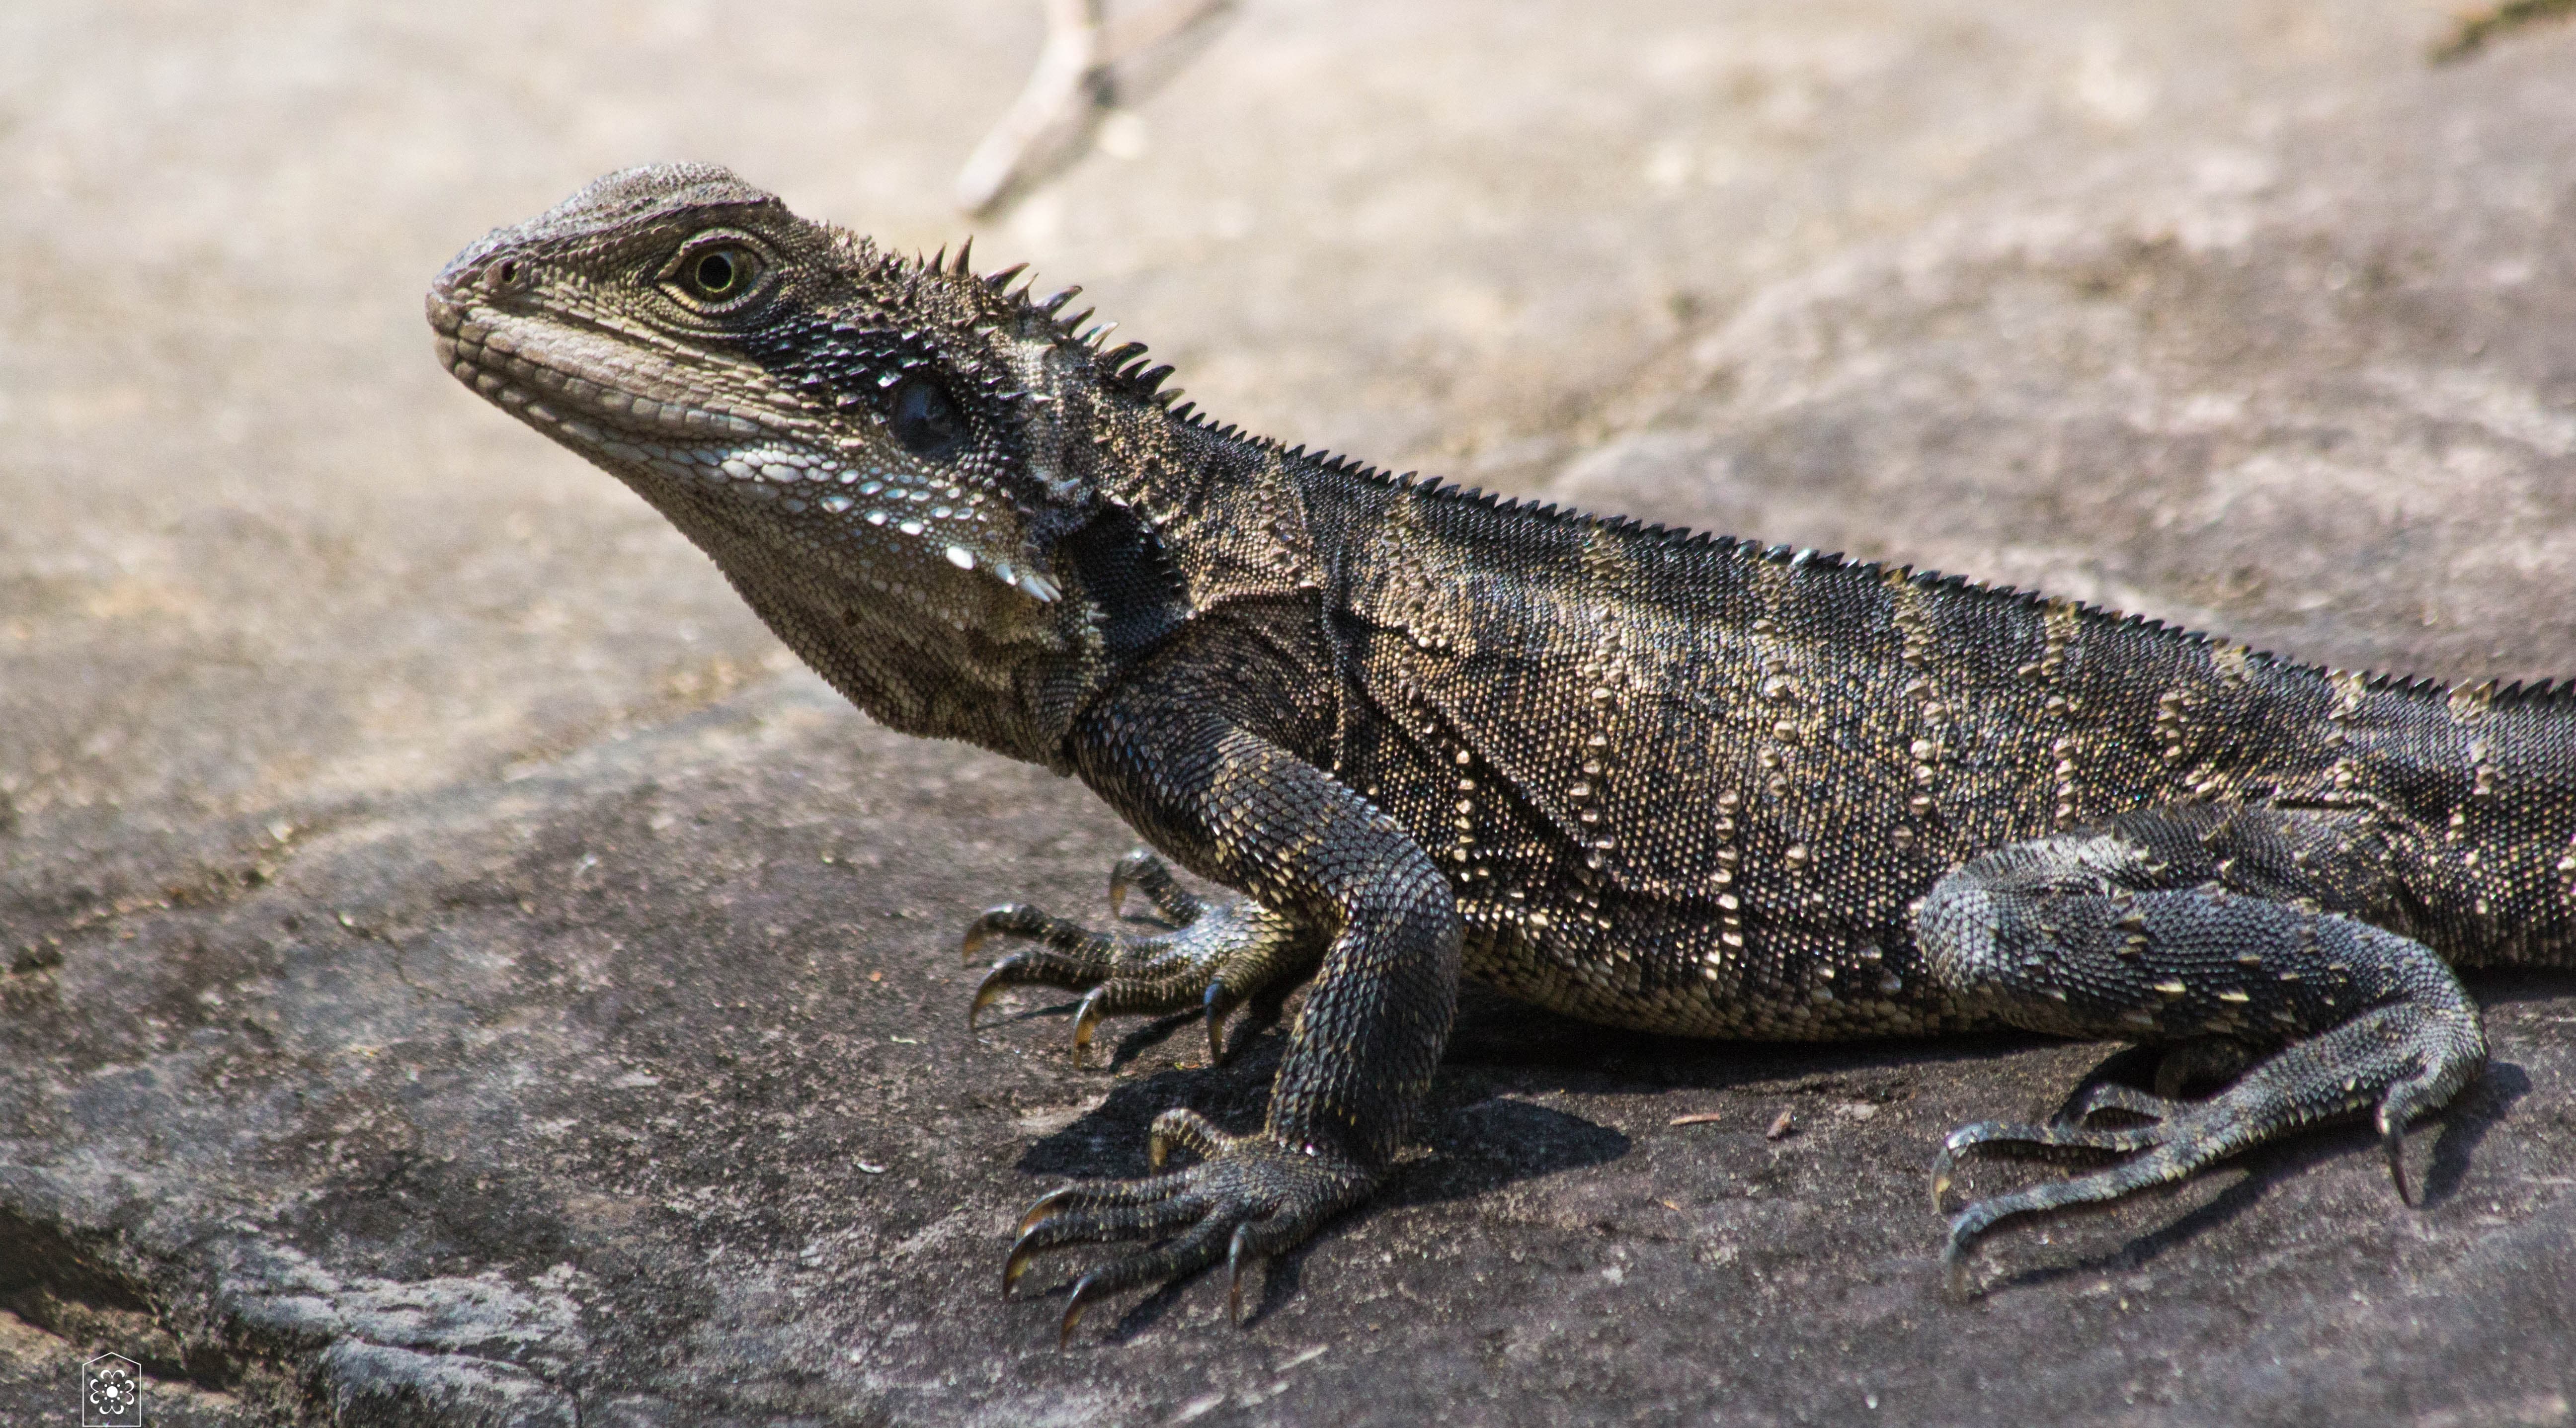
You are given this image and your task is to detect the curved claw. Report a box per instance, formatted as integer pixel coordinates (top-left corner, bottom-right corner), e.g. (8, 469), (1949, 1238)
(1016, 1185), (1083, 1239)
(962, 904), (1031, 964)
(1940, 1229), (1978, 1299)
(1940, 1174), (2077, 1298)
(1004, 1190), (1078, 1294)
(1203, 984), (1239, 1065)
(1940, 1175), (2072, 1298)
(1227, 1222), (1258, 1325)
(1004, 1230), (1043, 1296)
(1925, 1123), (1992, 1214)
(968, 963), (1014, 1030)
(1071, 987), (1108, 1067)
(1060, 1273), (1103, 1349)
(1107, 853), (1146, 920)
(2381, 1113), (2415, 1207)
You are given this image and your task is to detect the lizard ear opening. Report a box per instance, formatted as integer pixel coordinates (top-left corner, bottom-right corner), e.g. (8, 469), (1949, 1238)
(1052, 501), (1190, 661)
(889, 376), (967, 460)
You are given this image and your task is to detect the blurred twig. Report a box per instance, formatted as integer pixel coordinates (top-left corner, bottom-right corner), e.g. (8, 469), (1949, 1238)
(2431, 0), (2576, 62)
(954, 0), (1234, 217)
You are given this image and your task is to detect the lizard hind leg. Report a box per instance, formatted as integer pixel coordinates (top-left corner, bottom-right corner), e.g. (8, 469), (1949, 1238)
(964, 849), (1322, 1065)
(1914, 811), (2487, 1290)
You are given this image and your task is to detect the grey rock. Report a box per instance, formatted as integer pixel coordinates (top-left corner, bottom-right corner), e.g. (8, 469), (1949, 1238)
(2, 1), (2572, 1425)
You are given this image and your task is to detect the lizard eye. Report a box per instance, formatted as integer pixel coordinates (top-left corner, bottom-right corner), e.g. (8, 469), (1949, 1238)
(889, 376), (965, 460)
(685, 247), (758, 300)
(660, 235), (774, 313)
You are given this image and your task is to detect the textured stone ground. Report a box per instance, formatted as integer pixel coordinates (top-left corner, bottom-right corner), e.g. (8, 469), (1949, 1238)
(3, 1), (2573, 1424)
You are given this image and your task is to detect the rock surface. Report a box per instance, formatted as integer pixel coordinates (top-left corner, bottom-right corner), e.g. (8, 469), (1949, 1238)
(4, 1), (2574, 1424)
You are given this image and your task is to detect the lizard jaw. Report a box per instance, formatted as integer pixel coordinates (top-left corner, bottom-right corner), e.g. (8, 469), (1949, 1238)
(429, 275), (790, 446)
(428, 267), (1067, 606)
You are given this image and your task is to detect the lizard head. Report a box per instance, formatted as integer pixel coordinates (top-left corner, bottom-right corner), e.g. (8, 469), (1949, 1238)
(427, 165), (1176, 760)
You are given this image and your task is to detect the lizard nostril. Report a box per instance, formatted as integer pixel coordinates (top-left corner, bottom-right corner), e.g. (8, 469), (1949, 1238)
(486, 258), (522, 294)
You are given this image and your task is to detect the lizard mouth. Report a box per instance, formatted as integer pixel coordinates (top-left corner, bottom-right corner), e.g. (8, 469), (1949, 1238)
(428, 301), (783, 459)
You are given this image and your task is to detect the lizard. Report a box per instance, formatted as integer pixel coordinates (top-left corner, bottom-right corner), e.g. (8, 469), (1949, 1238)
(426, 165), (2569, 1344)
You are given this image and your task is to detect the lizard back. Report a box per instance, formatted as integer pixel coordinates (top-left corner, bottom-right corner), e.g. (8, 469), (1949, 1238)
(1293, 467), (2576, 1036)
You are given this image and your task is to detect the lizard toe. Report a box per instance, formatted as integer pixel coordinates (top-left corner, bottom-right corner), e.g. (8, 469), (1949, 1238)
(2052, 1081), (2190, 1129)
(1928, 1116), (2164, 1215)
(962, 903), (1113, 967)
(1108, 848), (1205, 924)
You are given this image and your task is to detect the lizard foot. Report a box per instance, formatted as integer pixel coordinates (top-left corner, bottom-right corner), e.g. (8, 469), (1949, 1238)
(1929, 998), (2483, 1294)
(1004, 1108), (1378, 1344)
(964, 850), (1319, 1065)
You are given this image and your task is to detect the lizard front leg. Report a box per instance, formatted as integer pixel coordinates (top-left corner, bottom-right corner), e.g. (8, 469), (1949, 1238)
(1914, 804), (2487, 1289)
(1000, 679), (1461, 1342)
